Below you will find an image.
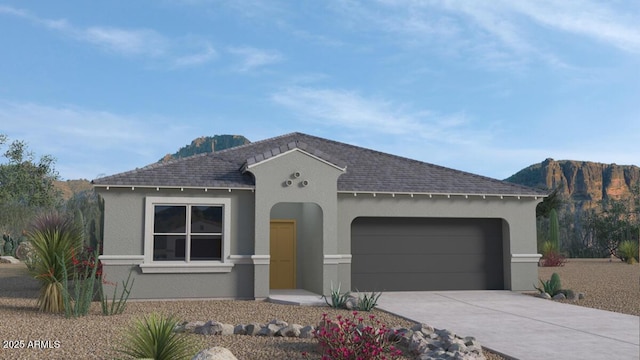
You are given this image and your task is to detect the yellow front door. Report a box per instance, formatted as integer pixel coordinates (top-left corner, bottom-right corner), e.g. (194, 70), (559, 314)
(270, 220), (296, 289)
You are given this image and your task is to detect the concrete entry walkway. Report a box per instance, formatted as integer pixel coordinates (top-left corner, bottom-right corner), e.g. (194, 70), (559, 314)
(376, 291), (639, 360)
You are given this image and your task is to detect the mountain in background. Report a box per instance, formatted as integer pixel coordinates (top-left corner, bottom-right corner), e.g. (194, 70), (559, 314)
(56, 135), (251, 200)
(159, 135), (250, 163)
(54, 179), (94, 201)
(505, 158), (640, 214)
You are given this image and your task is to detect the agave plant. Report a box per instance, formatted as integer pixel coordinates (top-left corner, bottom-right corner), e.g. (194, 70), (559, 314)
(535, 272), (562, 297)
(27, 212), (83, 313)
(117, 313), (195, 360)
(322, 282), (351, 309)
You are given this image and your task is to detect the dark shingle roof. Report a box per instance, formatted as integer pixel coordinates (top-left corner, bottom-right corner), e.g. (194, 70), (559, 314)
(92, 132), (546, 196)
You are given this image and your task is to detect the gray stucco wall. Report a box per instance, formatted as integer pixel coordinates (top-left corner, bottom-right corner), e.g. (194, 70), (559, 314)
(336, 194), (541, 291)
(97, 187), (256, 299)
(247, 149), (344, 297)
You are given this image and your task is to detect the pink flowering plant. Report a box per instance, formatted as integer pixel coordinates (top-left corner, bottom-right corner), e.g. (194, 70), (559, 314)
(313, 311), (403, 360)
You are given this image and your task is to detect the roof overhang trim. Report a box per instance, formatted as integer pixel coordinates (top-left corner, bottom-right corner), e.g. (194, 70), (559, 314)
(243, 148), (347, 173)
(92, 185), (255, 192)
(338, 191), (546, 200)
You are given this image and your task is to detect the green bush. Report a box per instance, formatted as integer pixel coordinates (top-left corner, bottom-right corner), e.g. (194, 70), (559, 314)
(535, 272), (562, 296)
(322, 282), (351, 309)
(618, 240), (639, 264)
(117, 313), (195, 360)
(356, 291), (382, 311)
(27, 212), (83, 313)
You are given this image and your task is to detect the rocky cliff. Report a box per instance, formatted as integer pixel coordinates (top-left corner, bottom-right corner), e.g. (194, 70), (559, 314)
(505, 159), (640, 214)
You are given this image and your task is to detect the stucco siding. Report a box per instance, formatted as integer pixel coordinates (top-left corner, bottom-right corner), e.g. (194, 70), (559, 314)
(97, 187), (257, 299)
(336, 194), (541, 291)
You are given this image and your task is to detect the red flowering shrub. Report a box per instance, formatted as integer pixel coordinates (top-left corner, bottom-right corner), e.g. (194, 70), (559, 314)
(540, 251), (566, 267)
(313, 312), (402, 360)
(71, 246), (103, 279)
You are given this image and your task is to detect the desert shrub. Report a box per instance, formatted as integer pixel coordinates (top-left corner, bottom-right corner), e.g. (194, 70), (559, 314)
(356, 291), (382, 311)
(101, 269), (135, 315)
(535, 272), (562, 296)
(314, 312), (402, 360)
(59, 248), (100, 318)
(540, 251), (566, 267)
(322, 282), (351, 309)
(618, 240), (639, 264)
(27, 212), (83, 313)
(117, 313), (195, 360)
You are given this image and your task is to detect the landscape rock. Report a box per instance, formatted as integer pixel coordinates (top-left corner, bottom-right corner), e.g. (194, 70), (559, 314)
(245, 323), (261, 336)
(536, 292), (551, 299)
(552, 293), (566, 300)
(233, 324), (246, 335)
(278, 324), (303, 337)
(345, 295), (359, 310)
(578, 293), (586, 300)
(0, 256), (20, 264)
(191, 346), (238, 360)
(299, 325), (314, 339)
(180, 319), (487, 360)
(258, 323), (281, 336)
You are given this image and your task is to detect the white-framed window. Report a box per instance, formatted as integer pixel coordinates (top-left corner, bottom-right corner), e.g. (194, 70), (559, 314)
(140, 197), (233, 273)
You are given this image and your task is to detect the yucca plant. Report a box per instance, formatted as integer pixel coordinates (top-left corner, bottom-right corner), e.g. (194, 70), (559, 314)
(27, 212), (83, 313)
(618, 240), (639, 264)
(356, 290), (382, 311)
(117, 313), (195, 360)
(322, 282), (351, 309)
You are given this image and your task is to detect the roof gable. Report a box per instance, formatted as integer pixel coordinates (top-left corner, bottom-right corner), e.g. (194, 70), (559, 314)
(92, 132), (546, 197)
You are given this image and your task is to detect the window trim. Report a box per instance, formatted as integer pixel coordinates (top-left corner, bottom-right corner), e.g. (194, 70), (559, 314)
(140, 196), (233, 273)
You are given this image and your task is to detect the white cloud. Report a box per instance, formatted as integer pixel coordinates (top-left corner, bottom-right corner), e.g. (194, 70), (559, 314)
(505, 0), (640, 54)
(0, 100), (197, 179)
(227, 46), (284, 72)
(173, 44), (217, 67)
(0, 5), (216, 67)
(331, 0), (640, 69)
(82, 27), (168, 57)
(271, 86), (489, 146)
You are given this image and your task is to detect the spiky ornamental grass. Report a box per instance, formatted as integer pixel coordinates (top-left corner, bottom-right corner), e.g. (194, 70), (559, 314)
(618, 240), (639, 264)
(117, 313), (195, 360)
(27, 212), (84, 313)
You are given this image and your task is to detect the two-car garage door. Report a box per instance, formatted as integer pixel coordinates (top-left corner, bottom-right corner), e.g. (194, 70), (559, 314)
(351, 217), (504, 291)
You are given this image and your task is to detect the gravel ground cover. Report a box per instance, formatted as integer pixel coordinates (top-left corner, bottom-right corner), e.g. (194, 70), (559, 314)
(0, 263), (505, 360)
(537, 258), (640, 316)
(3, 259), (637, 359)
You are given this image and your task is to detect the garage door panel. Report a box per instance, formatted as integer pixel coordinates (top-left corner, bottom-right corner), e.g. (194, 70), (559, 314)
(351, 254), (489, 273)
(351, 272), (496, 291)
(352, 235), (488, 254)
(351, 217), (504, 291)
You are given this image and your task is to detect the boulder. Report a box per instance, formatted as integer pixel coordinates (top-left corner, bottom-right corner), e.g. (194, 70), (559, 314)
(245, 323), (262, 336)
(536, 292), (551, 299)
(299, 325), (314, 339)
(191, 347), (237, 360)
(233, 324), (246, 335)
(552, 293), (566, 300)
(258, 323), (281, 337)
(278, 324), (303, 337)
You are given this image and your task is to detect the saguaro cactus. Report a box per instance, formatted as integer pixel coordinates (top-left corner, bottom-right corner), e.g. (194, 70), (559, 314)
(549, 208), (560, 251)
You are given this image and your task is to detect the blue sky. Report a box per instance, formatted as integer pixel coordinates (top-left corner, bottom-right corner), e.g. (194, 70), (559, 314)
(0, 1), (638, 181)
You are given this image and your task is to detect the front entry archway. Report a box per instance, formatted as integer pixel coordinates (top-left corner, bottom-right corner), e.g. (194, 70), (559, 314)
(269, 202), (323, 293)
(269, 220), (296, 289)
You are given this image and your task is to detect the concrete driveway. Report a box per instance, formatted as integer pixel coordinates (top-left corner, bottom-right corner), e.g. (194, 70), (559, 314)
(376, 291), (639, 360)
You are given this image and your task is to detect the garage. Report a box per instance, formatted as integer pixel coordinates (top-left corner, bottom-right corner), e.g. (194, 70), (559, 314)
(351, 217), (504, 291)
